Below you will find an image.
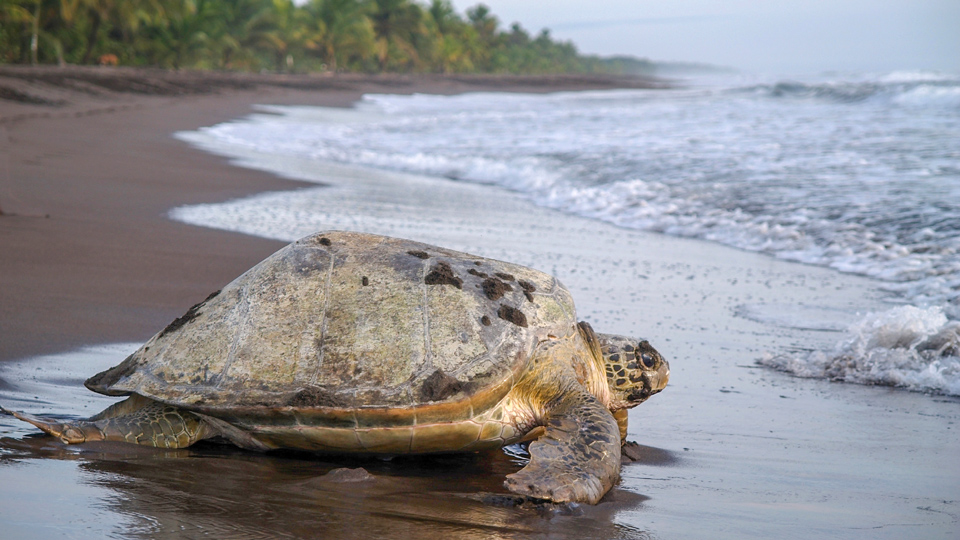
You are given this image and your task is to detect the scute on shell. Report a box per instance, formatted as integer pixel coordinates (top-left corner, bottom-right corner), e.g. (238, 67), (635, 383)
(86, 232), (578, 417)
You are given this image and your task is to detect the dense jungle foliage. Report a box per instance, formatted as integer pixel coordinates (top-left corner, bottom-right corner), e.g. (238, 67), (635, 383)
(0, 0), (623, 74)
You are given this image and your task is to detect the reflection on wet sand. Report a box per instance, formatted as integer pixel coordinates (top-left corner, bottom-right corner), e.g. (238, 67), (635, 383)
(0, 435), (660, 539)
(0, 342), (667, 539)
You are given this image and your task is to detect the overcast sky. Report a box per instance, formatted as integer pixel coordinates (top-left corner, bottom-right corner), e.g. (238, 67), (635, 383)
(449, 0), (960, 73)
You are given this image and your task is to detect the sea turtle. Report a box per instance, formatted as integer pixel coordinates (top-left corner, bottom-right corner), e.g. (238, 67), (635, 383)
(3, 231), (668, 504)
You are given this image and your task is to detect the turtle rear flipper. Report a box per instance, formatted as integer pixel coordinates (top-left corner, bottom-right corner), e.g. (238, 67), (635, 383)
(2, 395), (216, 448)
(503, 391), (621, 505)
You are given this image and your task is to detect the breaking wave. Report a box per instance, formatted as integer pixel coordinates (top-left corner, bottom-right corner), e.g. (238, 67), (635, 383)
(760, 306), (960, 396)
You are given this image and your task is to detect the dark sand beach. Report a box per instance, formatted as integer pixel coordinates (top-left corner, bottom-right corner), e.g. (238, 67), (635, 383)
(1, 67), (958, 539)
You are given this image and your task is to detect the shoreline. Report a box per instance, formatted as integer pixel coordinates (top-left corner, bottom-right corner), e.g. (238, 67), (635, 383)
(1, 66), (958, 538)
(0, 67), (663, 363)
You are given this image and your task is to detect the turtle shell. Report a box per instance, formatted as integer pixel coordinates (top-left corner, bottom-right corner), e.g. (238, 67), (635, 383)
(86, 231), (578, 420)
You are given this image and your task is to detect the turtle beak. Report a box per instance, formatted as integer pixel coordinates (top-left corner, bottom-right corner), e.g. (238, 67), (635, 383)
(650, 357), (670, 394)
(629, 359), (669, 404)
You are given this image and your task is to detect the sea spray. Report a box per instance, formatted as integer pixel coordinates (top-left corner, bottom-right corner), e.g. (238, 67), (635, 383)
(760, 306), (960, 395)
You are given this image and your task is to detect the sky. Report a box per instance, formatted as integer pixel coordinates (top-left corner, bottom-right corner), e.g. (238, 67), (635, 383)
(449, 0), (960, 74)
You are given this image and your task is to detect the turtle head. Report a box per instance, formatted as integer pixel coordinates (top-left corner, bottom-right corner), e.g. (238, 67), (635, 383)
(596, 333), (669, 410)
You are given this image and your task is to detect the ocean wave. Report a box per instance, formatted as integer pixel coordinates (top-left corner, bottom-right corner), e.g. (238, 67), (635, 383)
(760, 306), (960, 396)
(878, 70), (960, 83)
(734, 74), (960, 105)
(188, 72), (960, 321)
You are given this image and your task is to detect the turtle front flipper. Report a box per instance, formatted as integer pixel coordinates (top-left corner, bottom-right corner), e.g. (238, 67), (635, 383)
(2, 395), (216, 448)
(613, 408), (629, 442)
(504, 391), (621, 504)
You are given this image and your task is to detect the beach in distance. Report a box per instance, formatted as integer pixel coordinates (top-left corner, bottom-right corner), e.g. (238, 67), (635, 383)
(0, 67), (958, 539)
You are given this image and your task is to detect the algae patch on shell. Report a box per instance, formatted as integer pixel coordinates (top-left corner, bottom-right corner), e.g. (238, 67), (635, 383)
(498, 305), (528, 328)
(424, 261), (462, 289)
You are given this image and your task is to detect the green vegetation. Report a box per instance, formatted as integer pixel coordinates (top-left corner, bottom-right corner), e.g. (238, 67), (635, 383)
(0, 0), (618, 74)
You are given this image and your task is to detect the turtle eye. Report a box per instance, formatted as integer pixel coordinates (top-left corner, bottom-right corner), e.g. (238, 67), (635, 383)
(641, 353), (656, 369)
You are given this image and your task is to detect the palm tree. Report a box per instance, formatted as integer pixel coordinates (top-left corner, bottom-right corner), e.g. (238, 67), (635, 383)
(0, 0), (34, 63)
(426, 0), (455, 34)
(366, 0), (425, 72)
(151, 0), (217, 69)
(58, 0), (162, 64)
(243, 0), (307, 72)
(465, 3), (497, 71)
(425, 0), (476, 73)
(303, 0), (374, 72)
(64, 0), (113, 63)
(209, 0), (271, 70)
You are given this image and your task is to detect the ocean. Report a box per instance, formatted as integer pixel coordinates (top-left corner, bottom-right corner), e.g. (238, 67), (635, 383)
(172, 70), (960, 396)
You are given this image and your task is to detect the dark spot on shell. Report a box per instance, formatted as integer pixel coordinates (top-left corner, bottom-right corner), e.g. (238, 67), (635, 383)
(419, 369), (463, 402)
(617, 369), (626, 377)
(518, 280), (536, 301)
(424, 261), (462, 289)
(482, 278), (512, 300)
(623, 344), (635, 352)
(616, 378), (627, 387)
(498, 304), (528, 327)
(468, 268), (488, 278)
(495, 272), (515, 281)
(288, 387), (347, 407)
(626, 361), (639, 370)
(318, 237), (332, 246)
(481, 315), (492, 326)
(474, 261), (483, 266)
(408, 250), (429, 259)
(361, 276), (369, 286)
(609, 353), (620, 362)
(159, 290), (220, 338)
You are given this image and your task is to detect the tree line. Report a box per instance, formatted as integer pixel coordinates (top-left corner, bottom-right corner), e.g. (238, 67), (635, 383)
(0, 0), (619, 74)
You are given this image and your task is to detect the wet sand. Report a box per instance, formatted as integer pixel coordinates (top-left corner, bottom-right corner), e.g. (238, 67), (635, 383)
(1, 67), (959, 539)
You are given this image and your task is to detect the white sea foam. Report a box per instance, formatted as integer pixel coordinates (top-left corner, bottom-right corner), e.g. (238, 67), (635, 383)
(760, 306), (960, 395)
(878, 70), (960, 83)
